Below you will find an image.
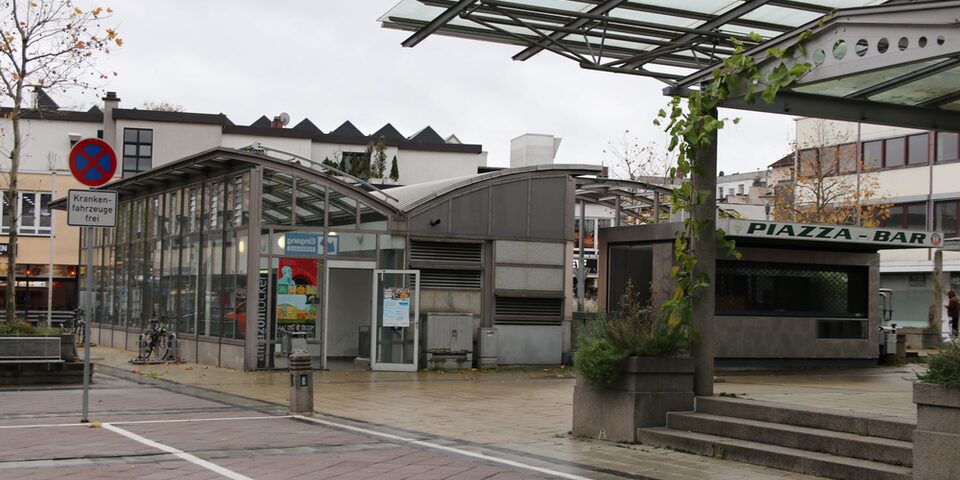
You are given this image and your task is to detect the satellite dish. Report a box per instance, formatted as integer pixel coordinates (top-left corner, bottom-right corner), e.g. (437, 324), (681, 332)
(279, 112), (290, 127)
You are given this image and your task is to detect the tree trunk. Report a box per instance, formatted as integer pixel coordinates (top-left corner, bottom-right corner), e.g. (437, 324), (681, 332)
(5, 111), (19, 323)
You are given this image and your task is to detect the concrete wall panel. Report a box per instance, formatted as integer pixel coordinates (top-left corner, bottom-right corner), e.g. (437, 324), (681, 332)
(495, 265), (564, 291)
(495, 240), (565, 266)
(496, 325), (562, 364)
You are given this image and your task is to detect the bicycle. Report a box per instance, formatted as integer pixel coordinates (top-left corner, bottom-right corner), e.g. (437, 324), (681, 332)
(135, 313), (178, 363)
(70, 308), (86, 347)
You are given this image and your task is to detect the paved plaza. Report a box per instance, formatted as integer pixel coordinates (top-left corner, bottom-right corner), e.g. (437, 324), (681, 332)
(0, 347), (925, 479)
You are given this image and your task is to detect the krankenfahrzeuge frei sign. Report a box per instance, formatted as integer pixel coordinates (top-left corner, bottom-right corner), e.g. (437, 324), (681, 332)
(67, 189), (118, 227)
(719, 219), (943, 248)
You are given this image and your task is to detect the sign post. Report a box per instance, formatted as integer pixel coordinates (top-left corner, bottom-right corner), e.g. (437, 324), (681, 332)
(68, 138), (117, 424)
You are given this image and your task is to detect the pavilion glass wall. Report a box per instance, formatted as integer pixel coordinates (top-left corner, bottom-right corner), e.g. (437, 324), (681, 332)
(258, 167), (397, 367)
(86, 170), (251, 343)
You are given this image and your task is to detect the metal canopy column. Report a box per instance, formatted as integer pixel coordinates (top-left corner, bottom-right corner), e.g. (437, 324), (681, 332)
(691, 115), (717, 397)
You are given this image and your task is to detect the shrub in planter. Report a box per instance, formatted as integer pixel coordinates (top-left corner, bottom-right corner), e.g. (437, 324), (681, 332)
(913, 342), (960, 480)
(575, 281), (694, 385)
(0, 319), (60, 336)
(573, 282), (696, 441)
(918, 342), (960, 389)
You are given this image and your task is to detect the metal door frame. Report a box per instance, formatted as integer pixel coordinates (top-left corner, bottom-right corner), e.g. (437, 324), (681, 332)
(323, 260), (376, 370)
(370, 269), (420, 372)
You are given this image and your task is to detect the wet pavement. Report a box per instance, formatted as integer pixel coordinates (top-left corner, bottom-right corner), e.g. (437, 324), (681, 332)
(0, 347), (924, 479)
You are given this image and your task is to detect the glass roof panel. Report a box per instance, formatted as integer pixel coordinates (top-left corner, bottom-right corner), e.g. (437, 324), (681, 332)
(793, 60), (943, 98)
(740, 5), (822, 26)
(793, 0), (886, 8)
(628, 0), (740, 16)
(869, 65), (960, 106)
(943, 100), (960, 112)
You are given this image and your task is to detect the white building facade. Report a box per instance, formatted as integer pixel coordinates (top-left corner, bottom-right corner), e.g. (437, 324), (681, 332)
(793, 118), (960, 329)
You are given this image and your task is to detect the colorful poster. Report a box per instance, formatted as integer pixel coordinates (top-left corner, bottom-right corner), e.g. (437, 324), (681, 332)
(276, 258), (318, 336)
(382, 287), (410, 327)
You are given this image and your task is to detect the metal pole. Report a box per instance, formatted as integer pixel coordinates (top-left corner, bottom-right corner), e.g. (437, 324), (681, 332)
(46, 172), (56, 328)
(576, 200), (586, 313)
(81, 225), (92, 423)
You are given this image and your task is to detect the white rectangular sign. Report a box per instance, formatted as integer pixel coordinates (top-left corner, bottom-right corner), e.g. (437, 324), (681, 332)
(720, 219), (943, 248)
(67, 189), (118, 227)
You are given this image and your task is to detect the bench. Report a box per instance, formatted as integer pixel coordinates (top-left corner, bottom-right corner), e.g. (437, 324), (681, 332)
(0, 336), (63, 364)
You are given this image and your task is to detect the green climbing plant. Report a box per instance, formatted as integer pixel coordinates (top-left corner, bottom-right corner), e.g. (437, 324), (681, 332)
(653, 32), (815, 348)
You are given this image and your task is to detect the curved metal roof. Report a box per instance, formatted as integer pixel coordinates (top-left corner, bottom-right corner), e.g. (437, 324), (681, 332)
(374, 163), (603, 213)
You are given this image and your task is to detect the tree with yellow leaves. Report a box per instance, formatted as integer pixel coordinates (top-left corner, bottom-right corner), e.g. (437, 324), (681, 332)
(0, 1), (120, 322)
(772, 141), (891, 227)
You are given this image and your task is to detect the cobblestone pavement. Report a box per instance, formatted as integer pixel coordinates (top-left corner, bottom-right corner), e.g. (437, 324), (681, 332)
(65, 346), (892, 480)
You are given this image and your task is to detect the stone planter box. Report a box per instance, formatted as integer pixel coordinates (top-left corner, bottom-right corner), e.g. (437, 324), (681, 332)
(60, 333), (78, 362)
(573, 356), (695, 443)
(913, 382), (960, 480)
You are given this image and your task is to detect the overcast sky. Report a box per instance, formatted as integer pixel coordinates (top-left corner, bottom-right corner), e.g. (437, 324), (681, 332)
(64, 1), (796, 175)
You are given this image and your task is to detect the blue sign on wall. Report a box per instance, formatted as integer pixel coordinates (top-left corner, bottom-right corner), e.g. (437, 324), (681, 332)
(326, 235), (340, 256)
(284, 233), (321, 256)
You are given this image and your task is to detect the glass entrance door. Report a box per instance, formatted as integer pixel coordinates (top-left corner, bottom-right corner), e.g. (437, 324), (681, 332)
(371, 270), (419, 371)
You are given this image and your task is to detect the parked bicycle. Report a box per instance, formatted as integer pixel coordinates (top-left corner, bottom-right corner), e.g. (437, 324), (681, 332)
(135, 313), (178, 363)
(70, 308), (86, 346)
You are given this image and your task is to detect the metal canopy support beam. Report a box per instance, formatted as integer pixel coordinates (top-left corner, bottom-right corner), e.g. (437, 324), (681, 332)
(719, 90), (960, 132)
(402, 0), (478, 48)
(691, 109), (718, 397)
(511, 0), (627, 61)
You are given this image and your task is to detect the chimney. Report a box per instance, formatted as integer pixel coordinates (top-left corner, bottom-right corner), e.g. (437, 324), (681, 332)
(102, 91), (120, 150)
(510, 133), (562, 168)
(271, 116), (283, 128)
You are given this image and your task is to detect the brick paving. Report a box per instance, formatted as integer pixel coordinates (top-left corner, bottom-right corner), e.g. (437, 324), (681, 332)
(3, 347), (919, 479)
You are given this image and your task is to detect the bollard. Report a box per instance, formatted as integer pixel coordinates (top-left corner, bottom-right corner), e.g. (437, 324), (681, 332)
(288, 351), (314, 416)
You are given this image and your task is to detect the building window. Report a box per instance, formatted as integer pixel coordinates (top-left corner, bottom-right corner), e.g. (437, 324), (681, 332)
(737, 184), (745, 195)
(718, 187), (724, 199)
(934, 200), (959, 237)
(937, 132), (959, 163)
(884, 137), (905, 168)
(882, 203), (927, 231)
(122, 128), (153, 177)
(0, 191), (53, 236)
(863, 140), (882, 171)
(907, 134), (929, 166)
(716, 261), (869, 318)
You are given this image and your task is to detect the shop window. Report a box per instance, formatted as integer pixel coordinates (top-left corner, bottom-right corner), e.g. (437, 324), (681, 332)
(936, 132), (959, 163)
(884, 137), (905, 167)
(907, 134), (929, 165)
(862, 140), (882, 171)
(934, 200), (959, 237)
(574, 218), (596, 250)
(716, 261), (868, 318)
(122, 128), (153, 177)
(607, 244), (653, 311)
(0, 191), (53, 236)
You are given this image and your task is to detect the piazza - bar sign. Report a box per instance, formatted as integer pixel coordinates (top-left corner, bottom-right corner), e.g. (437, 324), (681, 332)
(720, 219), (943, 248)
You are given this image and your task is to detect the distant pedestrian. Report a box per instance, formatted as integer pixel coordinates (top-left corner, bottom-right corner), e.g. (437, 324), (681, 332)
(947, 289), (959, 338)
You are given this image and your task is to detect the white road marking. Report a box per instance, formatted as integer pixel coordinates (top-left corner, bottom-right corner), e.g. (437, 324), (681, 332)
(102, 422), (254, 480)
(110, 415), (290, 426)
(0, 422), (87, 429)
(293, 415), (596, 480)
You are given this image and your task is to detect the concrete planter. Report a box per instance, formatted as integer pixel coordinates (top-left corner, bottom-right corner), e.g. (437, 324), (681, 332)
(913, 382), (960, 480)
(60, 333), (78, 362)
(573, 356), (695, 443)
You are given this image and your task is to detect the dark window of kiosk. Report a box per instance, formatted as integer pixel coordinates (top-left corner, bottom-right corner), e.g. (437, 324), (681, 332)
(716, 261), (868, 317)
(607, 244), (653, 312)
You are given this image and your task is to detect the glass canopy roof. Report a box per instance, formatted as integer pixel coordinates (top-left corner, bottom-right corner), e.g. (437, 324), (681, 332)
(381, 0), (886, 81)
(381, 1), (960, 131)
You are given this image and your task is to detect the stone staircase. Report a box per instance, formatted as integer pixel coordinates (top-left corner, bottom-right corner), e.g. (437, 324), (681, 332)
(636, 396), (915, 480)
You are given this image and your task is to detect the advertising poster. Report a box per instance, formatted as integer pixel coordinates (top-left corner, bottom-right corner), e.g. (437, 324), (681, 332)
(276, 258), (318, 337)
(382, 287), (411, 327)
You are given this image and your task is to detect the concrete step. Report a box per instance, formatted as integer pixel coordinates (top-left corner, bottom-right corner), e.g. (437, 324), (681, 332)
(636, 427), (912, 480)
(695, 396), (915, 442)
(667, 412), (912, 467)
